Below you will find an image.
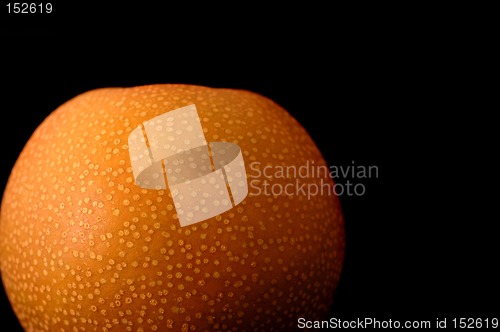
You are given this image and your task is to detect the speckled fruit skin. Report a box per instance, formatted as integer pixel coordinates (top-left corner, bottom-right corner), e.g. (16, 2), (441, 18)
(0, 85), (344, 331)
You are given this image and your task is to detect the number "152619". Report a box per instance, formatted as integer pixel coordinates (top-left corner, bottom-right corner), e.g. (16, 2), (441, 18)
(6, 3), (52, 14)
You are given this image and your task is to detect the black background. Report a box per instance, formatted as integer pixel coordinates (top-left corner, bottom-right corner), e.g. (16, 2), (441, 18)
(1, 4), (498, 331)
